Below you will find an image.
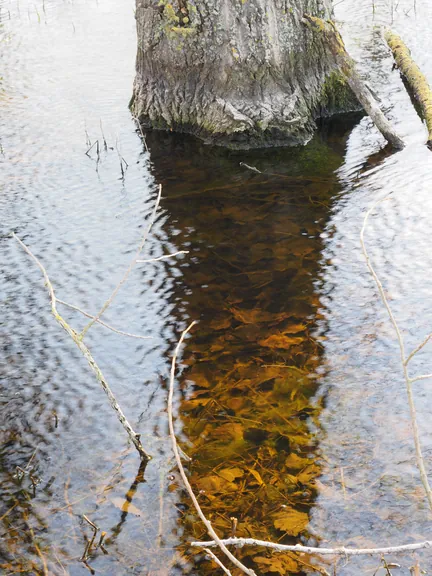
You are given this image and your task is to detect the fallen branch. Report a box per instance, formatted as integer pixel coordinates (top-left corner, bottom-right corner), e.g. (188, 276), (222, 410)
(385, 31), (432, 148)
(168, 322), (257, 576)
(303, 15), (405, 150)
(12, 233), (151, 462)
(360, 199), (432, 511)
(191, 537), (432, 556)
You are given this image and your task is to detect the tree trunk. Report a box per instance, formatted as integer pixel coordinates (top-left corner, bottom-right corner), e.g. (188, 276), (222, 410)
(131, 0), (358, 149)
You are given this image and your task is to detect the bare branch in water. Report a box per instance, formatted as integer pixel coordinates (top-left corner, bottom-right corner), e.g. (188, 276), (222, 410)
(168, 322), (257, 576)
(12, 233), (151, 461)
(204, 548), (233, 575)
(360, 198), (432, 511)
(191, 537), (432, 556)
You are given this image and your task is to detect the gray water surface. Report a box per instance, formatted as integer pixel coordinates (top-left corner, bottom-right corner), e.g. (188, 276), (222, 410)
(2, 0), (432, 575)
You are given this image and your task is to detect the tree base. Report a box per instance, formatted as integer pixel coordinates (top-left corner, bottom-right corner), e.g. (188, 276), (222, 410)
(130, 71), (359, 151)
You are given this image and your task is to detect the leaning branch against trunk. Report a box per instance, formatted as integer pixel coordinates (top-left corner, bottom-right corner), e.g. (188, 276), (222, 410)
(303, 15), (405, 150)
(385, 30), (432, 149)
(12, 233), (152, 462)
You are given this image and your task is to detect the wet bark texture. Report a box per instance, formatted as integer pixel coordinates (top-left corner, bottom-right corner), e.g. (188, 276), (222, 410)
(132, 0), (358, 149)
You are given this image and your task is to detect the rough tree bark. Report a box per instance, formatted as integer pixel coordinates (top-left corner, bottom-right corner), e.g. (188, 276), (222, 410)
(131, 0), (358, 149)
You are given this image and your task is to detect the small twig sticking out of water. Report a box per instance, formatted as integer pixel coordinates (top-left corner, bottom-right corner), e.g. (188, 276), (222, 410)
(11, 233), (151, 461)
(85, 140), (98, 157)
(131, 115), (149, 153)
(81, 515), (99, 561)
(72, 21), (76, 34)
(168, 322), (257, 576)
(360, 198), (432, 512)
(100, 120), (108, 151)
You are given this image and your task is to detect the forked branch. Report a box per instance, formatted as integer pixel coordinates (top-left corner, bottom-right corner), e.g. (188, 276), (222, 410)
(12, 233), (151, 462)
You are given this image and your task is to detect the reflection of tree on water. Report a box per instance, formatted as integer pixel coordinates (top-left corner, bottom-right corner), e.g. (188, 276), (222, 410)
(147, 121), (357, 574)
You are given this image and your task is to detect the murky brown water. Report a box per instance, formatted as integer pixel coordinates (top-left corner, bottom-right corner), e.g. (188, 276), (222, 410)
(2, 0), (432, 574)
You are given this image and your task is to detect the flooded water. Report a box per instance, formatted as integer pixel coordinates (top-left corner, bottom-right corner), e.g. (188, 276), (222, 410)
(1, 0), (432, 574)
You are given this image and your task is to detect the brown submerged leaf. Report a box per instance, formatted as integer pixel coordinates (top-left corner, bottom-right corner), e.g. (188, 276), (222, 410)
(253, 554), (300, 573)
(218, 467), (244, 482)
(258, 334), (304, 349)
(271, 508), (309, 535)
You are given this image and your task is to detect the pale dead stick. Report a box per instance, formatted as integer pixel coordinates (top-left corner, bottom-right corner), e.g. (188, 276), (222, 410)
(361, 197), (432, 511)
(191, 537), (432, 556)
(204, 548), (233, 576)
(168, 322), (257, 576)
(12, 233), (151, 461)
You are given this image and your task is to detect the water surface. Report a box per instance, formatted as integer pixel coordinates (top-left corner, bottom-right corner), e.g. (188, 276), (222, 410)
(1, 1), (432, 575)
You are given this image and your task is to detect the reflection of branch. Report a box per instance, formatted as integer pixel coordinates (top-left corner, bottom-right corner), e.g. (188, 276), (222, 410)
(360, 199), (432, 511)
(191, 537), (432, 556)
(80, 185), (162, 339)
(57, 299), (152, 340)
(168, 322), (257, 576)
(12, 234), (151, 462)
(105, 459), (147, 545)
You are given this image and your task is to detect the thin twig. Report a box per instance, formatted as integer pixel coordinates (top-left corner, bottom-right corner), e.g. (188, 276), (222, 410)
(405, 332), (432, 365)
(410, 374), (432, 383)
(57, 299), (152, 340)
(131, 115), (149, 152)
(191, 537), (432, 556)
(360, 199), (432, 510)
(204, 548), (233, 576)
(137, 250), (189, 263)
(12, 234), (151, 461)
(169, 322), (256, 576)
(80, 184), (162, 339)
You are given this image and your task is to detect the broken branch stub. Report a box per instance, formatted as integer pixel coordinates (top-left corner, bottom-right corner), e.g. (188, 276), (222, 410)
(385, 30), (432, 149)
(303, 15), (405, 150)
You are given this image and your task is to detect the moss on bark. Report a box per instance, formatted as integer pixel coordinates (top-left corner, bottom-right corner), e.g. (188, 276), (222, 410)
(132, 0), (360, 149)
